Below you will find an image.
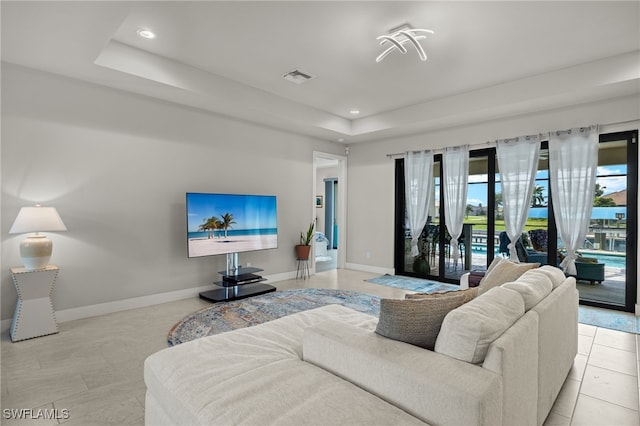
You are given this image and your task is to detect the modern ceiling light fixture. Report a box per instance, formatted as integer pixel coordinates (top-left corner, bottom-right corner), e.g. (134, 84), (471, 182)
(376, 24), (434, 63)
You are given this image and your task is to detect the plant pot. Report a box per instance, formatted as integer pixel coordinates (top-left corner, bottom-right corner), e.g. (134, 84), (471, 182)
(413, 257), (430, 276)
(295, 245), (311, 260)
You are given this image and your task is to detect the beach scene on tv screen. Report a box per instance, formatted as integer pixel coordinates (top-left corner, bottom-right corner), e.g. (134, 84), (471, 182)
(187, 193), (278, 258)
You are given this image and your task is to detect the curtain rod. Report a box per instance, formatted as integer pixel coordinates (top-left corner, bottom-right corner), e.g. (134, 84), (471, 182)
(386, 140), (493, 159)
(385, 119), (638, 159)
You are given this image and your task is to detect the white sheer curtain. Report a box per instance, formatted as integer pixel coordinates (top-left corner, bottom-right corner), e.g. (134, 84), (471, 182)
(496, 135), (541, 262)
(443, 146), (469, 266)
(405, 150), (434, 257)
(549, 126), (599, 275)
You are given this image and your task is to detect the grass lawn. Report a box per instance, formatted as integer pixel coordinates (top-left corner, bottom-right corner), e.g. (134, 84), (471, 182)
(463, 216), (548, 231)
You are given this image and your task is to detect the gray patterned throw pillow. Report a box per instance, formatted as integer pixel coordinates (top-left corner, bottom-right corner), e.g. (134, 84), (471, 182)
(375, 293), (466, 350)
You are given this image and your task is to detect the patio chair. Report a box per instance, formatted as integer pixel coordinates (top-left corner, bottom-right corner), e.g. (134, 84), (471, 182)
(499, 231), (546, 264)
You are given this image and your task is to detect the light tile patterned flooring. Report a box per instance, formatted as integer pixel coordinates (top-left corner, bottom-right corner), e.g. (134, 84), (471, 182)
(1, 269), (638, 425)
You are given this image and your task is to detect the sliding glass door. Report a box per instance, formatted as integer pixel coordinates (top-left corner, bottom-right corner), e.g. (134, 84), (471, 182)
(394, 131), (637, 311)
(395, 157), (440, 278)
(395, 150), (496, 282)
(573, 132), (637, 311)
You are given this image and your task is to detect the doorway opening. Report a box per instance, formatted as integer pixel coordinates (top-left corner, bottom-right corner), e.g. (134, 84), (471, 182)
(313, 151), (347, 273)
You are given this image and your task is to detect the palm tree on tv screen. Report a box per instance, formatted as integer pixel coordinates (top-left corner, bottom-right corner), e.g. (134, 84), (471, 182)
(211, 217), (223, 238)
(220, 213), (236, 238)
(199, 217), (221, 239)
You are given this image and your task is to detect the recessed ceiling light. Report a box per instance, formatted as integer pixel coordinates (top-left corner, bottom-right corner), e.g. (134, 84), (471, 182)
(349, 108), (360, 115)
(137, 29), (156, 39)
(337, 138), (345, 142)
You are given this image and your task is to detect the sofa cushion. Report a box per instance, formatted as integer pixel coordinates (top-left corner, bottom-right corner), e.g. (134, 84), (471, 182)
(435, 287), (525, 364)
(405, 287), (478, 303)
(376, 293), (466, 350)
(146, 305), (414, 426)
(478, 259), (539, 295)
(304, 321), (503, 426)
(577, 256), (598, 264)
(486, 255), (505, 275)
(501, 270), (553, 311)
(535, 265), (567, 289)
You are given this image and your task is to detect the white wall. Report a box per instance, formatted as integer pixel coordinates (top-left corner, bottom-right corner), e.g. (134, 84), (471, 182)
(3, 64), (639, 320)
(346, 95), (639, 303)
(1, 64), (344, 320)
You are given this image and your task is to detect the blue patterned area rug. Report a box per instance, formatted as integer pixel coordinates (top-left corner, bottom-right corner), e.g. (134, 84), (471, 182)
(579, 306), (640, 334)
(366, 274), (460, 293)
(168, 288), (380, 346)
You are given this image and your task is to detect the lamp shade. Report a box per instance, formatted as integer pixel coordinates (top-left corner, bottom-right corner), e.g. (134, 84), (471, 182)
(9, 206), (67, 234)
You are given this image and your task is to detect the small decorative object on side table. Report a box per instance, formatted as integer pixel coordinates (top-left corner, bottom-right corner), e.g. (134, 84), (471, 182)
(10, 265), (59, 341)
(9, 205), (67, 271)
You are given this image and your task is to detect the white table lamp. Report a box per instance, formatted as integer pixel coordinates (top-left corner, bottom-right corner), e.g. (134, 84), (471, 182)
(9, 205), (67, 270)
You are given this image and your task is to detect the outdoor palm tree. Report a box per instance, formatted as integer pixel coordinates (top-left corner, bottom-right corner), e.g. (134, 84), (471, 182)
(531, 185), (546, 207)
(220, 213), (237, 238)
(495, 192), (503, 220)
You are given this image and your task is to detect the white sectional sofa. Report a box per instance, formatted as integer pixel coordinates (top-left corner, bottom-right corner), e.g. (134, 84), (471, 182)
(144, 265), (578, 426)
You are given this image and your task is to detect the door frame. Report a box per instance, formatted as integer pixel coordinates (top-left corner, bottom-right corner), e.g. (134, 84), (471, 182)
(584, 131), (638, 313)
(313, 151), (347, 269)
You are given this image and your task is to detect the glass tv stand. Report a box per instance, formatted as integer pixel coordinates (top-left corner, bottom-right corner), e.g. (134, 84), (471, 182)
(199, 266), (276, 303)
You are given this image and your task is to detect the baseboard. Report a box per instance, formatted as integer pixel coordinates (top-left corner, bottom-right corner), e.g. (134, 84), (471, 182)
(263, 270), (298, 284)
(1, 272), (293, 332)
(345, 262), (394, 276)
(54, 284), (215, 324)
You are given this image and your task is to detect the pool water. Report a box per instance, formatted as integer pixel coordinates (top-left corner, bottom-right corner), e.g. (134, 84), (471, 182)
(581, 253), (626, 269)
(470, 245), (626, 269)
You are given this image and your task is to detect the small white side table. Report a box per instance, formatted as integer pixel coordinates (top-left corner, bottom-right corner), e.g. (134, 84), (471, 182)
(10, 265), (59, 342)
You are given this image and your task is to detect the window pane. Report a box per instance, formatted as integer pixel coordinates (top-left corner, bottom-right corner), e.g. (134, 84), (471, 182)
(572, 140), (628, 307)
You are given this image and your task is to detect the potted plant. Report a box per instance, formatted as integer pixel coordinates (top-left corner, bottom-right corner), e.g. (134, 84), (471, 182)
(295, 222), (315, 260)
(413, 228), (431, 276)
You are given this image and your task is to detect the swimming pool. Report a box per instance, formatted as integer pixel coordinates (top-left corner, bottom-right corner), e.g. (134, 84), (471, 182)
(580, 252), (626, 269)
(470, 244), (626, 269)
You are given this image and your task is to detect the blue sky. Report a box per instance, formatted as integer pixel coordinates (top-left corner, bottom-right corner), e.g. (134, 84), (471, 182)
(464, 165), (627, 207)
(187, 193), (277, 232)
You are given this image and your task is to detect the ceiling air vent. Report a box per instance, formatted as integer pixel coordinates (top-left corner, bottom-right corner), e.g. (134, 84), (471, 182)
(282, 69), (316, 84)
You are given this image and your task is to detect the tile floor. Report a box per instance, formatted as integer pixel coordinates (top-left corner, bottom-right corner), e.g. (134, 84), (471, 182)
(1, 269), (638, 425)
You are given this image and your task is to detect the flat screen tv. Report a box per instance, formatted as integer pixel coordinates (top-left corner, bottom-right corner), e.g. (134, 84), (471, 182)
(186, 192), (278, 258)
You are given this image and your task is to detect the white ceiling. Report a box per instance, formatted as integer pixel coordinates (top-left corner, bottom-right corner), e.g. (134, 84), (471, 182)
(2, 1), (639, 143)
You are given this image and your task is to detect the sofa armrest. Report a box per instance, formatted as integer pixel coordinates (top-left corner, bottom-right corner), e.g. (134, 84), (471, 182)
(530, 277), (579, 424)
(460, 272), (470, 289)
(303, 321), (503, 426)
